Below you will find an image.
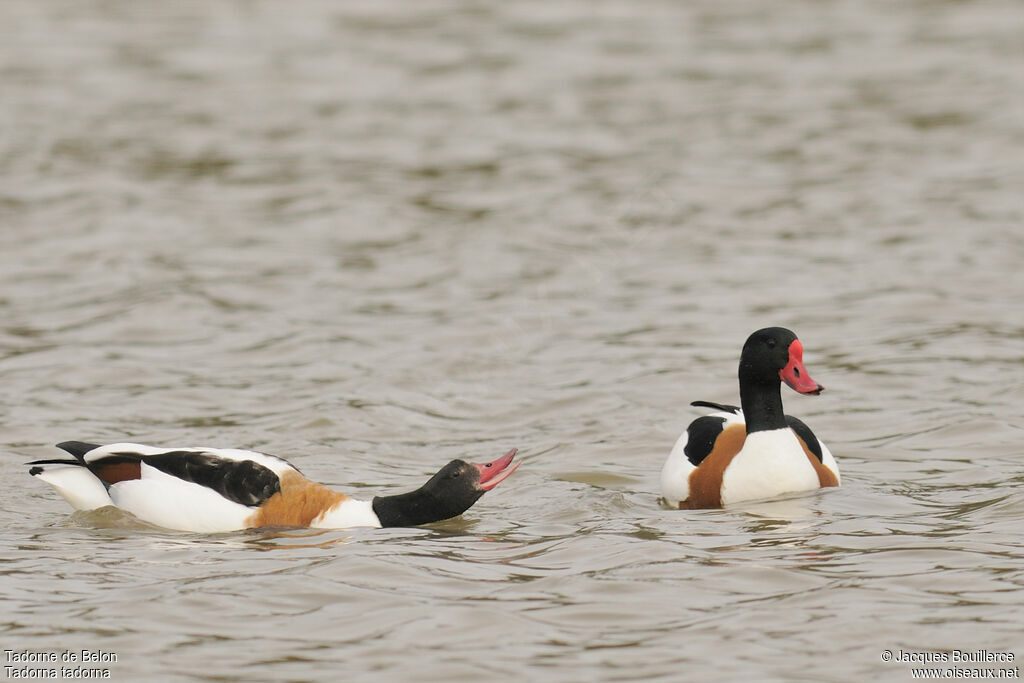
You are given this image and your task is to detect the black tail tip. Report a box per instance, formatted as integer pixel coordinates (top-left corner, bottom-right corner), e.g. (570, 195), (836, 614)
(55, 441), (102, 459)
(29, 466), (44, 476)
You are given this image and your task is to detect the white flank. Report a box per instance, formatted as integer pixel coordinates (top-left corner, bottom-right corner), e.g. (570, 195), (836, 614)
(660, 431), (696, 507)
(311, 498), (382, 529)
(109, 463), (254, 533)
(661, 409), (744, 507)
(31, 464), (113, 511)
(720, 428), (820, 505)
(819, 440), (841, 485)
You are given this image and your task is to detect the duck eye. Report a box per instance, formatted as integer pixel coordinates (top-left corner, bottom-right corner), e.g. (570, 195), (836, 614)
(766, 338), (776, 348)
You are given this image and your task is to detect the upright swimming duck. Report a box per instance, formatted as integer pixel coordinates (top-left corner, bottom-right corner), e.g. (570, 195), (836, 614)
(28, 442), (519, 532)
(661, 327), (840, 509)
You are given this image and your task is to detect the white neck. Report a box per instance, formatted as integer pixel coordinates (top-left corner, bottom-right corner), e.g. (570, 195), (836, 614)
(310, 498), (382, 529)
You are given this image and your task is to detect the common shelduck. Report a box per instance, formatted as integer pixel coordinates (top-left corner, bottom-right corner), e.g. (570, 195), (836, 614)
(661, 327), (840, 509)
(28, 442), (519, 532)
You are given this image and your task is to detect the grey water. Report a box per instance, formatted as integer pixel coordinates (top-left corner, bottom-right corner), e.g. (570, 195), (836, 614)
(2, 1), (1023, 681)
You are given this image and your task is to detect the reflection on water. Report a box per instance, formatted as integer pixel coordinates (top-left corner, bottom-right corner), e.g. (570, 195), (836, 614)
(2, 0), (1024, 680)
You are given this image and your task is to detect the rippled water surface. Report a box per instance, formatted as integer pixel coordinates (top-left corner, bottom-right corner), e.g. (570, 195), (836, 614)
(3, 1), (1024, 681)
